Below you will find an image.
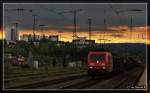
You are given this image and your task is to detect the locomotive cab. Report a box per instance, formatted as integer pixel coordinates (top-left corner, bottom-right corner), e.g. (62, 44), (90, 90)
(87, 51), (113, 76)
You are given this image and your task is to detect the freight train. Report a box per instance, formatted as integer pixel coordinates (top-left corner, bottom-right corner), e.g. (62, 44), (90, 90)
(87, 51), (137, 76)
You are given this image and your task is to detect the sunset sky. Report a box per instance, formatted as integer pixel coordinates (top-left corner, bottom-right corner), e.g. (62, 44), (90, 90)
(1, 25), (148, 44)
(2, 3), (149, 44)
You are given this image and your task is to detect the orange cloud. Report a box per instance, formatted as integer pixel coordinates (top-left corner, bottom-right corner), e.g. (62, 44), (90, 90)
(1, 25), (149, 44)
(148, 26), (150, 38)
(64, 25), (80, 29)
(0, 26), (4, 39)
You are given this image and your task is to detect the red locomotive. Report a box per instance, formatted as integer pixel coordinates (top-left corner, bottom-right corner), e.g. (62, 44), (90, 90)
(87, 51), (113, 76)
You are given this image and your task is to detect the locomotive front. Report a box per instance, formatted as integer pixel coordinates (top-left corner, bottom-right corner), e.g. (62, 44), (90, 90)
(87, 51), (113, 76)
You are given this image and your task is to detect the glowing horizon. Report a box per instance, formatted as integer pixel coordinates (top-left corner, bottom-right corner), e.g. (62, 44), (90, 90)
(1, 25), (150, 44)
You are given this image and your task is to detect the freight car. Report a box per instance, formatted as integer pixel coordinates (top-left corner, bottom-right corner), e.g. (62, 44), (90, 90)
(87, 51), (135, 76)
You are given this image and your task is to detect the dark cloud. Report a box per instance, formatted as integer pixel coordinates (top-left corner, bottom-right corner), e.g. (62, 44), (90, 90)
(4, 3), (146, 32)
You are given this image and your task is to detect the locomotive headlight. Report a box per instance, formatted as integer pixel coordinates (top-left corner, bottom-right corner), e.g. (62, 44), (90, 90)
(89, 66), (93, 69)
(102, 66), (106, 69)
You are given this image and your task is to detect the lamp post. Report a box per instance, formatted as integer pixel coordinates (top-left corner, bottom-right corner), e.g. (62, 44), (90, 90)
(39, 24), (48, 39)
(58, 9), (82, 40)
(116, 9), (143, 39)
(58, 30), (62, 41)
(110, 7), (143, 63)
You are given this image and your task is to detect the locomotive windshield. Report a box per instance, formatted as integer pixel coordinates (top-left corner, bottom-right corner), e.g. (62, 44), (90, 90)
(90, 54), (105, 62)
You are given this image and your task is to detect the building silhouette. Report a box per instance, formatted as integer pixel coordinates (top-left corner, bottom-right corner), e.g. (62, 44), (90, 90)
(5, 23), (19, 44)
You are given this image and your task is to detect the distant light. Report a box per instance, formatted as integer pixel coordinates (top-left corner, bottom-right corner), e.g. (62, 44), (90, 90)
(102, 66), (106, 69)
(89, 66), (93, 69)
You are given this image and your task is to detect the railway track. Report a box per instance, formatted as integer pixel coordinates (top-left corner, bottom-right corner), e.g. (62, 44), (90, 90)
(5, 74), (49, 83)
(5, 72), (44, 79)
(87, 67), (144, 89)
(115, 67), (145, 89)
(5, 66), (145, 90)
(6, 74), (87, 89)
(60, 71), (120, 89)
(60, 67), (144, 89)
